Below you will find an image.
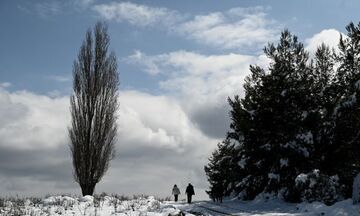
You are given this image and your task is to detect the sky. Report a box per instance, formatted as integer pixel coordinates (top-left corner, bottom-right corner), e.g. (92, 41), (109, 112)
(0, 0), (358, 199)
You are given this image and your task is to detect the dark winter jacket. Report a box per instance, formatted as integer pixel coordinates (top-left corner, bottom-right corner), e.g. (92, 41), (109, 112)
(185, 184), (195, 196)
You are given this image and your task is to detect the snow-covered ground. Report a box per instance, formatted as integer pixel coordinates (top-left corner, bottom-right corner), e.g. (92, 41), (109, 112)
(1, 194), (360, 216)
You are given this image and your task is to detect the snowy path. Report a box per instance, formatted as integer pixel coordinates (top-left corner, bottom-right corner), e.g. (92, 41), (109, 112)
(190, 202), (244, 215)
(195, 204), (237, 215)
(170, 200), (299, 216)
(168, 198), (360, 215)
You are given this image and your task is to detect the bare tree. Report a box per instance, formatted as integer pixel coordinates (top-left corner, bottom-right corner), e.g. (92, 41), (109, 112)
(69, 22), (119, 196)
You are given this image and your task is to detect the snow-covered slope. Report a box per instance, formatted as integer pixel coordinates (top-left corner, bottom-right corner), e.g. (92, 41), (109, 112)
(1, 195), (360, 215)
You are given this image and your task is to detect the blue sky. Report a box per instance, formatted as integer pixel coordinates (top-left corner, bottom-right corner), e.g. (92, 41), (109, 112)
(0, 0), (357, 198)
(1, 0), (358, 94)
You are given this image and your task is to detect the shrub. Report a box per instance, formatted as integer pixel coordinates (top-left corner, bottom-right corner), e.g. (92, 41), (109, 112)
(295, 169), (345, 205)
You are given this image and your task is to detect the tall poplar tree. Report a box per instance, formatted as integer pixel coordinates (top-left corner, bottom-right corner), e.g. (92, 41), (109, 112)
(69, 22), (119, 196)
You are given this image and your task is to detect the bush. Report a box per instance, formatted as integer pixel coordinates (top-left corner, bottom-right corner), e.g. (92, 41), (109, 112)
(295, 169), (345, 205)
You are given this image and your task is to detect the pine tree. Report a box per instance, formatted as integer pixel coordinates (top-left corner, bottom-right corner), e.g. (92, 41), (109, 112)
(230, 30), (315, 200)
(311, 44), (337, 173)
(331, 22), (360, 197)
(206, 24), (360, 203)
(261, 30), (315, 200)
(211, 30), (328, 201)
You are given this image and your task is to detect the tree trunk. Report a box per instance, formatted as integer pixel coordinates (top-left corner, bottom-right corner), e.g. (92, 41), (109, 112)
(81, 183), (96, 196)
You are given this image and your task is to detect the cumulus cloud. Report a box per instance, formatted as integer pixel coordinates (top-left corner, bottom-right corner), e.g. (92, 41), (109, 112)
(92, 2), (280, 50)
(92, 2), (183, 27)
(118, 90), (212, 152)
(0, 87), (76, 195)
(0, 89), (69, 150)
(126, 50), (270, 138)
(305, 29), (345, 55)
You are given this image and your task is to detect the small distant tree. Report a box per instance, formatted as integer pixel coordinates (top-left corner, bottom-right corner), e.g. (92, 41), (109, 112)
(69, 22), (119, 196)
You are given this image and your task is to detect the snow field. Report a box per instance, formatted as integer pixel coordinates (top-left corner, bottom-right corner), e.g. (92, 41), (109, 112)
(0, 195), (180, 216)
(1, 194), (360, 215)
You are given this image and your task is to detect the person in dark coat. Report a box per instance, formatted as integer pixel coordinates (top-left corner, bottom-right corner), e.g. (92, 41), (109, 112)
(172, 184), (181, 202)
(185, 183), (195, 204)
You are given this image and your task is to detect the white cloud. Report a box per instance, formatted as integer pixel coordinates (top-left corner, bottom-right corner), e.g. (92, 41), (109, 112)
(92, 2), (182, 27)
(305, 29), (345, 55)
(126, 50), (270, 137)
(0, 89), (69, 150)
(0, 87), (215, 152)
(92, 2), (280, 50)
(127, 50), (268, 102)
(158, 51), (255, 102)
(177, 6), (279, 50)
(118, 90), (207, 152)
(126, 50), (161, 75)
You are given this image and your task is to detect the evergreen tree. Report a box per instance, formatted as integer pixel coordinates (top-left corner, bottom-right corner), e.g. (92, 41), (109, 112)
(206, 30), (335, 202)
(206, 23), (360, 203)
(228, 30), (315, 201)
(331, 22), (360, 197)
(311, 44), (337, 173)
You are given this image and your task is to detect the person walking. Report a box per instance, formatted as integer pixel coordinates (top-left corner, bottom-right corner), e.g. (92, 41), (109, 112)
(172, 184), (180, 202)
(185, 183), (195, 204)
